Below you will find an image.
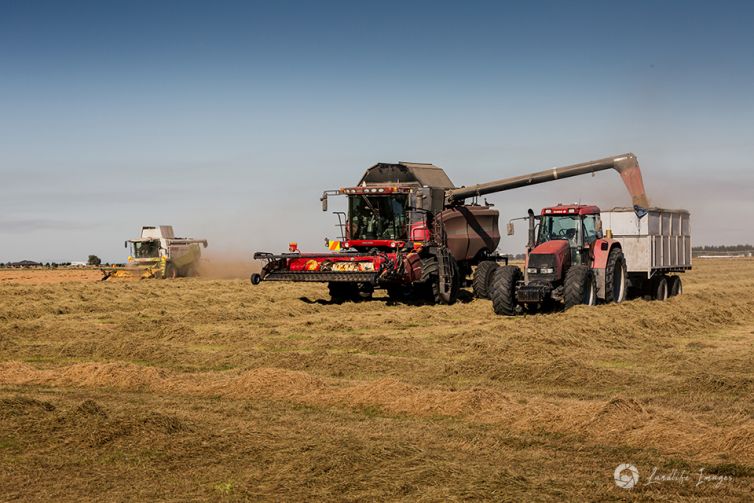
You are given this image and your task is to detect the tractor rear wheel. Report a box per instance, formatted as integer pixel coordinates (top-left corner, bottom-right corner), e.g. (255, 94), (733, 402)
(668, 275), (683, 297)
(604, 248), (627, 303)
(472, 261), (499, 299)
(564, 265), (596, 309)
(652, 275), (669, 300)
(489, 265), (521, 316)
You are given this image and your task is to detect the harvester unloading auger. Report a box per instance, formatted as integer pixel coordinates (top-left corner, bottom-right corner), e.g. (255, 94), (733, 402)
(252, 153), (650, 304)
(102, 226), (208, 280)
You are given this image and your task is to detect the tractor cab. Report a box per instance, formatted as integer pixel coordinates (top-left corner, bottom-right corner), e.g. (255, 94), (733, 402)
(129, 239), (161, 259)
(535, 205), (602, 264)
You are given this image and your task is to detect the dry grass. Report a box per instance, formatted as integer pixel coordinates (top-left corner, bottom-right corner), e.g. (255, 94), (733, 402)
(0, 259), (752, 501)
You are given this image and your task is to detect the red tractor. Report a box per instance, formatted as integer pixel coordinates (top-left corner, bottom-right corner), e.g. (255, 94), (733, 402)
(490, 204), (628, 315)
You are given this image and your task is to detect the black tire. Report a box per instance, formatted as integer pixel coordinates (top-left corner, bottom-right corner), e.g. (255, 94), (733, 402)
(564, 265), (596, 309)
(472, 261), (499, 299)
(386, 285), (411, 301)
(489, 266), (521, 316)
(652, 275), (669, 301)
(328, 282), (359, 303)
(438, 256), (460, 305)
(164, 263), (178, 279)
(604, 248), (627, 304)
(668, 276), (683, 297)
(419, 255), (459, 305)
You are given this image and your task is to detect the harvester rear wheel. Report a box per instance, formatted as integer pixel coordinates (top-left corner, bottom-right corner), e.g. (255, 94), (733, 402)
(604, 248), (627, 303)
(564, 265), (596, 309)
(668, 275), (683, 296)
(489, 265), (521, 316)
(472, 261), (499, 299)
(652, 275), (669, 301)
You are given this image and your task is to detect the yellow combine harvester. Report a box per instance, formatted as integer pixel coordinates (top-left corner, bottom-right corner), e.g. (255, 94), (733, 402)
(102, 226), (208, 280)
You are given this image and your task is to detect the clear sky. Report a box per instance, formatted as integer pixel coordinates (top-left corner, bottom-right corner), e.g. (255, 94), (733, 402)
(2, 0), (753, 262)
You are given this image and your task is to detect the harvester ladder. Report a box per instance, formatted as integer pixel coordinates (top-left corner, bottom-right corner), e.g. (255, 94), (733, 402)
(432, 215), (453, 296)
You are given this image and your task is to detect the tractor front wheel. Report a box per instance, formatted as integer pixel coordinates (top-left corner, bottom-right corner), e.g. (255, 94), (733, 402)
(564, 265), (596, 309)
(489, 265), (521, 316)
(604, 248), (627, 303)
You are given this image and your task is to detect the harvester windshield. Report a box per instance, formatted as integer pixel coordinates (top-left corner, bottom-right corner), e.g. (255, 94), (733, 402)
(349, 195), (408, 240)
(537, 215), (598, 246)
(132, 240), (160, 258)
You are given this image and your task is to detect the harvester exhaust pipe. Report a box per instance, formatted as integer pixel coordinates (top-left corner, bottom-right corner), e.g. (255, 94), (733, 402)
(445, 153), (650, 209)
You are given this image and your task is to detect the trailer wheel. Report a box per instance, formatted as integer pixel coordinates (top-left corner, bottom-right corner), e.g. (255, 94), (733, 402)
(489, 265), (521, 316)
(438, 257), (460, 305)
(604, 248), (627, 303)
(668, 276), (683, 297)
(564, 265), (596, 309)
(472, 261), (499, 299)
(651, 275), (669, 301)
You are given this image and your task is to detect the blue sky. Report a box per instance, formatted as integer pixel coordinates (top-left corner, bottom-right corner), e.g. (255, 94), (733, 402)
(1, 0), (753, 262)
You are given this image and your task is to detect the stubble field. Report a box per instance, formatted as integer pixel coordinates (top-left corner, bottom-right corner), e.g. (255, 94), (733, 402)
(0, 259), (752, 501)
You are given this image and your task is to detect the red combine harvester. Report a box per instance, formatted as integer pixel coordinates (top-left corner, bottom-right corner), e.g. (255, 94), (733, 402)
(252, 154), (650, 304)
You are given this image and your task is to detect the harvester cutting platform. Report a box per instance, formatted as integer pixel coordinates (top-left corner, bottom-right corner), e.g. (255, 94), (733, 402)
(102, 226), (208, 280)
(252, 153), (674, 308)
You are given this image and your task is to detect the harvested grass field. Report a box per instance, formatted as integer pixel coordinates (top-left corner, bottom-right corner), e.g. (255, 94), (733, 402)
(0, 260), (752, 501)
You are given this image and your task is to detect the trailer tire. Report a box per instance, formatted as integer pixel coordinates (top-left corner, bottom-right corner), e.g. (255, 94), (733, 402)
(604, 248), (627, 303)
(489, 266), (521, 316)
(653, 275), (669, 300)
(472, 261), (499, 299)
(438, 257), (460, 305)
(564, 265), (597, 309)
(420, 256), (459, 305)
(652, 275), (669, 301)
(668, 276), (683, 297)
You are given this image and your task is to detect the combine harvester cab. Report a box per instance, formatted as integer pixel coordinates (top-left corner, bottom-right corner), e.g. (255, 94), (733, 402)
(103, 226), (208, 280)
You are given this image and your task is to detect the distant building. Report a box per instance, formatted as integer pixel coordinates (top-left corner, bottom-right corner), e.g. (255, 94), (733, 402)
(8, 260), (42, 267)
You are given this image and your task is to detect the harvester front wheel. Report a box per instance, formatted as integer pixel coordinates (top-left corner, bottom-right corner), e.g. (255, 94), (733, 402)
(564, 265), (596, 309)
(489, 265), (521, 316)
(604, 248), (627, 303)
(164, 263), (178, 279)
(472, 261), (499, 299)
(328, 282), (359, 303)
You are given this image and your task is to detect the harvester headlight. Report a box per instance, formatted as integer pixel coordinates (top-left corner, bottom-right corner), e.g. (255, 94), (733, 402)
(526, 267), (538, 274)
(540, 267), (555, 274)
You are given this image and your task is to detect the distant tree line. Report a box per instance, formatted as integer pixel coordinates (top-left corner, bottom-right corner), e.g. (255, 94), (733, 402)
(693, 244), (753, 252)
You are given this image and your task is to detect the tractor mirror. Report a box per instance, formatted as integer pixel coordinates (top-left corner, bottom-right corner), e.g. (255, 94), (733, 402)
(595, 218), (603, 238)
(124, 241), (128, 248)
(506, 222), (515, 236)
(321, 194), (328, 212)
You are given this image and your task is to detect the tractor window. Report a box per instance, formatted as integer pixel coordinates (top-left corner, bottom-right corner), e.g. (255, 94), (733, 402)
(537, 216), (579, 245)
(132, 240), (159, 258)
(583, 215), (598, 244)
(349, 195), (408, 240)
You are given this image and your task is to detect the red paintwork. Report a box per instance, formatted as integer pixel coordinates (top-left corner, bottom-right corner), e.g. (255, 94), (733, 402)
(347, 239), (401, 249)
(287, 254), (388, 271)
(541, 204), (600, 216)
(409, 221), (430, 242)
(528, 239), (570, 276)
(590, 238), (620, 269)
